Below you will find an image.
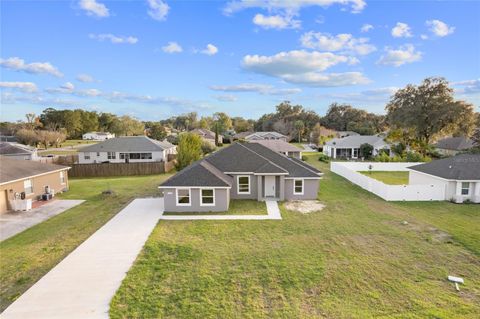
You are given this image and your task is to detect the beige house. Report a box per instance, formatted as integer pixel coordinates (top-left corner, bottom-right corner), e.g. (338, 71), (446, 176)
(0, 157), (70, 214)
(190, 128), (222, 145)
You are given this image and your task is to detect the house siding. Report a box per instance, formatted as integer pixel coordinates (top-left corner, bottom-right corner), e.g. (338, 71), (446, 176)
(78, 149), (175, 164)
(229, 174), (258, 199)
(284, 179), (320, 200)
(162, 188), (230, 212)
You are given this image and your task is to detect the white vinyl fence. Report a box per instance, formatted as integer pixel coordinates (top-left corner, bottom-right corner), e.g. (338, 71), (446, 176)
(330, 162), (446, 201)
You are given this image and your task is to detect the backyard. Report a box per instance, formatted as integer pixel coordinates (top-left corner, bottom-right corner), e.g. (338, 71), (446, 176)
(359, 171), (409, 185)
(110, 154), (480, 318)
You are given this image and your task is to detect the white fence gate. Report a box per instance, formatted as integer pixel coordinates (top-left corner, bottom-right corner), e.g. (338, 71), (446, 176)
(330, 162), (446, 201)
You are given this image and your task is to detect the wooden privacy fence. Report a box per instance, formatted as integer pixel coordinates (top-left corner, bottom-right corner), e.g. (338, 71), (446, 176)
(69, 161), (175, 177)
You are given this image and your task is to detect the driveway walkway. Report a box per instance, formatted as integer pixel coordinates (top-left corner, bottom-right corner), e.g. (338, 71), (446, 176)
(0, 200), (85, 241)
(1, 198), (163, 319)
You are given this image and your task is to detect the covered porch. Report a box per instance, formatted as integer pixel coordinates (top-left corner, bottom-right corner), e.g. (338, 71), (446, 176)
(256, 175), (285, 201)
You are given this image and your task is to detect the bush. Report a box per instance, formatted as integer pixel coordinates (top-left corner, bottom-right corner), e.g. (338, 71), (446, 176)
(318, 154), (330, 163)
(201, 141), (216, 155)
(405, 151), (430, 162)
(217, 142), (223, 147)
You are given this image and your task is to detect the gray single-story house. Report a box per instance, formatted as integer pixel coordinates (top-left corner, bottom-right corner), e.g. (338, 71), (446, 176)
(433, 136), (474, 156)
(159, 142), (322, 212)
(408, 154), (480, 203)
(249, 139), (302, 159)
(0, 142), (38, 161)
(243, 131), (288, 142)
(323, 135), (392, 159)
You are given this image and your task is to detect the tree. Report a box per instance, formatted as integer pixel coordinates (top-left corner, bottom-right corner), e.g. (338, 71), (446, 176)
(232, 117), (253, 133)
(321, 103), (386, 134)
(110, 116), (144, 136)
(147, 122), (167, 141)
(386, 77), (476, 145)
(311, 123), (335, 146)
(294, 120), (305, 142)
(15, 129), (39, 146)
(175, 133), (202, 170)
(360, 143), (374, 159)
(198, 117), (212, 129)
(212, 112), (232, 135)
(98, 112), (118, 132)
(201, 140), (216, 155)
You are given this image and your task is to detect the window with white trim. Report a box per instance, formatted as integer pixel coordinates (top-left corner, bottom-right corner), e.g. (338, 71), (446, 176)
(107, 152), (116, 159)
(84, 152), (90, 160)
(177, 188), (191, 205)
(24, 179), (33, 194)
(461, 182), (470, 195)
(294, 179), (304, 195)
(60, 171), (65, 184)
(237, 176), (250, 194)
(201, 189), (215, 205)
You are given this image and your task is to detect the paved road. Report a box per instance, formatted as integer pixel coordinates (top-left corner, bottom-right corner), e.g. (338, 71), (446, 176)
(0, 200), (85, 241)
(1, 198), (163, 319)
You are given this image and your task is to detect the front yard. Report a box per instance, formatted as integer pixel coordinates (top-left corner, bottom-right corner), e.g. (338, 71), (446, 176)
(110, 154), (480, 318)
(0, 173), (171, 312)
(359, 171), (409, 185)
(163, 200), (267, 215)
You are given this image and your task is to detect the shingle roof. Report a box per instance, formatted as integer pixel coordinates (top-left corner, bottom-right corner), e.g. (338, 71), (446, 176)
(434, 137), (474, 151)
(249, 140), (302, 153)
(0, 156), (69, 184)
(325, 135), (388, 148)
(79, 136), (175, 153)
(409, 154), (480, 180)
(160, 160), (232, 187)
(190, 129), (215, 139)
(0, 142), (36, 156)
(233, 131), (253, 139)
(288, 157), (322, 174)
(246, 131), (286, 139)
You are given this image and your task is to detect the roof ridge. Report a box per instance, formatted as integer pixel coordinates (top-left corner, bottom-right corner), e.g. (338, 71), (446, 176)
(236, 142), (288, 173)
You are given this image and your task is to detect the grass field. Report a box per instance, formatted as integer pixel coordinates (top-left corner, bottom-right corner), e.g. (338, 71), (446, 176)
(38, 150), (78, 156)
(163, 200), (267, 215)
(0, 173), (171, 312)
(110, 154), (480, 318)
(359, 171), (409, 185)
(61, 139), (98, 147)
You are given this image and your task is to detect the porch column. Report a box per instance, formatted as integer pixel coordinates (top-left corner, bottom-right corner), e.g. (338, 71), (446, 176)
(333, 147), (336, 159)
(279, 175), (285, 201)
(473, 182), (480, 203)
(454, 181), (463, 204)
(351, 148), (355, 159)
(257, 175), (262, 201)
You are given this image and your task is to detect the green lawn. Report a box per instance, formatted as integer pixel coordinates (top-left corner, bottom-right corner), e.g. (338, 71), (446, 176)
(0, 173), (171, 312)
(289, 142), (305, 150)
(163, 200), (267, 215)
(359, 171), (409, 185)
(61, 139), (98, 147)
(38, 150), (78, 156)
(110, 154), (480, 318)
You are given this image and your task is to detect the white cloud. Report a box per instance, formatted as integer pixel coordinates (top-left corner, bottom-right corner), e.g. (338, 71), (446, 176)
(0, 81), (38, 93)
(213, 94), (238, 102)
(76, 73), (95, 82)
(300, 31), (376, 55)
(224, 0), (367, 15)
(377, 44), (422, 67)
(61, 82), (75, 91)
(147, 0), (170, 21)
(0, 57), (63, 77)
(420, 34), (428, 40)
(452, 79), (480, 94)
(79, 0), (109, 18)
(279, 72), (370, 87)
(162, 42), (183, 53)
(426, 19), (455, 37)
(391, 22), (412, 38)
(210, 83), (301, 95)
(201, 44), (218, 56)
(360, 24), (373, 33)
(253, 13), (300, 30)
(89, 33), (138, 44)
(76, 88), (102, 97)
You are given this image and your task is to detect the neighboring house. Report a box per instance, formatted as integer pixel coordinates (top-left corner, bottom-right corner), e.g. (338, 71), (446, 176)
(82, 132), (115, 141)
(0, 142), (38, 160)
(0, 136), (17, 142)
(233, 131), (253, 140)
(434, 137), (474, 156)
(244, 132), (288, 142)
(159, 142), (322, 212)
(323, 135), (391, 159)
(190, 128), (222, 145)
(249, 140), (303, 159)
(78, 136), (176, 164)
(408, 154), (480, 203)
(0, 156), (70, 214)
(336, 131), (360, 138)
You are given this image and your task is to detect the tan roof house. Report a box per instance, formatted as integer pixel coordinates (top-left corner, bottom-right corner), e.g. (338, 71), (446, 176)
(190, 128), (222, 145)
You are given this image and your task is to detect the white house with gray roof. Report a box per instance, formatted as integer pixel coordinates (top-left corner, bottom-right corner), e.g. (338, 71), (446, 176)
(78, 136), (176, 164)
(408, 154), (480, 203)
(82, 132), (115, 141)
(244, 131), (288, 142)
(159, 142), (322, 212)
(323, 135), (392, 159)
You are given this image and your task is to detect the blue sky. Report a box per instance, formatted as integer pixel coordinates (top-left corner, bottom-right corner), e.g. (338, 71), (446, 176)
(1, 0), (479, 122)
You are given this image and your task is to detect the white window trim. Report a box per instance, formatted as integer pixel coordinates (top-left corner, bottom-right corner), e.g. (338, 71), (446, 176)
(176, 188), (191, 206)
(200, 188), (216, 206)
(237, 175), (250, 195)
(293, 179), (304, 195)
(461, 182), (470, 196)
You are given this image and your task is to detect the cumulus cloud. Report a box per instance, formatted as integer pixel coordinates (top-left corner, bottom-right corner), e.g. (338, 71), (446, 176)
(0, 57), (63, 77)
(253, 13), (300, 29)
(452, 79), (480, 94)
(300, 31), (376, 55)
(391, 22), (412, 38)
(360, 24), (373, 33)
(89, 33), (138, 44)
(147, 0), (170, 21)
(279, 72), (370, 87)
(162, 42), (183, 53)
(213, 94), (238, 102)
(210, 83), (301, 95)
(426, 19), (455, 37)
(0, 81), (38, 93)
(76, 74), (95, 82)
(79, 0), (109, 18)
(200, 44), (218, 56)
(377, 44), (422, 67)
(224, 0), (367, 15)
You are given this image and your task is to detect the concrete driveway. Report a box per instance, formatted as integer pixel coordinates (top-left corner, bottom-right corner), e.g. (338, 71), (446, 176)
(0, 200), (85, 241)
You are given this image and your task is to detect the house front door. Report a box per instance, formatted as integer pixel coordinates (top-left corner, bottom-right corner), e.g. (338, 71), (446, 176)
(264, 176), (276, 197)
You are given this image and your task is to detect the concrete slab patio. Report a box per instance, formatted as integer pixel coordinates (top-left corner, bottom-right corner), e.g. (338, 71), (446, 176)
(0, 200), (85, 241)
(0, 198), (163, 319)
